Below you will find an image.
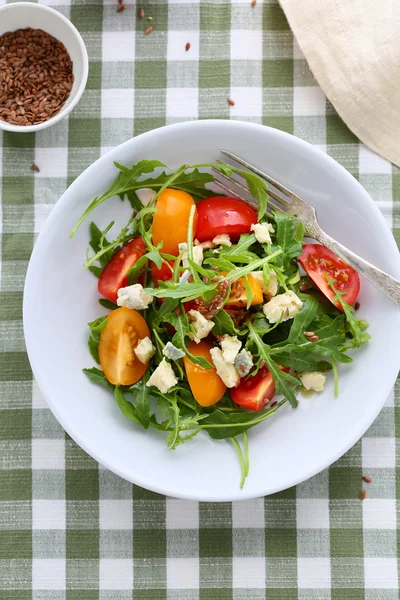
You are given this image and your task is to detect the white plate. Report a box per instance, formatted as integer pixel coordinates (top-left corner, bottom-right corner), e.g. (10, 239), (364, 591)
(23, 120), (400, 501)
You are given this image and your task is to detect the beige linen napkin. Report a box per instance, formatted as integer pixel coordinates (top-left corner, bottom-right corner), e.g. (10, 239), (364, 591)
(279, 0), (400, 167)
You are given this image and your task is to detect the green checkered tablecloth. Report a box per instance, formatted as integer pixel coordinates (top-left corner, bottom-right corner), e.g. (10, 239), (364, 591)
(1, 0), (399, 596)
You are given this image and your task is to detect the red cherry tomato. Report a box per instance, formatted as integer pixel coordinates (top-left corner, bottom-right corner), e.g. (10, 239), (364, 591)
(151, 260), (174, 286)
(98, 236), (146, 303)
(230, 366), (288, 412)
(298, 244), (360, 310)
(195, 196), (258, 242)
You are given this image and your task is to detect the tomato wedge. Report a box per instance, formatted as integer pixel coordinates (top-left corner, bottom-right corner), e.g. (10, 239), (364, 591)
(184, 341), (226, 407)
(230, 365), (288, 412)
(152, 188), (197, 255)
(99, 307), (150, 386)
(98, 236), (146, 303)
(195, 196), (258, 242)
(298, 244), (360, 310)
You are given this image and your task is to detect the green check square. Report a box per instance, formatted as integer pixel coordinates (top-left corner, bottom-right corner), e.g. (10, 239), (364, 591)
(332, 591), (365, 600)
(66, 470), (99, 500)
(266, 591), (297, 600)
(0, 409), (31, 440)
(133, 486), (165, 500)
(133, 529), (166, 558)
(269, 486), (296, 500)
(262, 116), (294, 134)
(200, 4), (231, 30)
(265, 529), (297, 557)
(331, 528), (364, 558)
(263, 3), (290, 30)
(133, 592), (167, 600)
(69, 119), (101, 148)
(66, 530), (99, 559)
(2, 132), (35, 148)
(135, 61), (167, 89)
(199, 60), (230, 89)
(134, 118), (166, 137)
(199, 528), (232, 558)
(0, 470), (32, 500)
(67, 593), (99, 600)
(0, 292), (23, 321)
(135, 3), (168, 31)
(200, 590), (232, 600)
(0, 353), (32, 381)
(2, 233), (34, 262)
(2, 177), (34, 205)
(329, 468), (362, 499)
(70, 5), (103, 32)
(263, 60), (293, 87)
(326, 115), (359, 144)
(0, 593), (32, 600)
(0, 531), (32, 558)
(86, 61), (102, 90)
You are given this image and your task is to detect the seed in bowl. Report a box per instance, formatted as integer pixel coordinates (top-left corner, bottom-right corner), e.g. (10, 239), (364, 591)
(0, 28), (74, 127)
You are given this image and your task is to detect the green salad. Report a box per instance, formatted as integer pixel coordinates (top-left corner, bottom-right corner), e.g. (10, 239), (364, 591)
(71, 159), (370, 488)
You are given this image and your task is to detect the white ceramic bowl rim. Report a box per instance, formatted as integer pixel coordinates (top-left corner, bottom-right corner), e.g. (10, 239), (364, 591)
(23, 120), (400, 500)
(0, 2), (88, 133)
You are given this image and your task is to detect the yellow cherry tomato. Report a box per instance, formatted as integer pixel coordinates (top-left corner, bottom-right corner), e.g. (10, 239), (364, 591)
(184, 341), (226, 407)
(99, 307), (150, 386)
(152, 188), (197, 255)
(225, 274), (263, 308)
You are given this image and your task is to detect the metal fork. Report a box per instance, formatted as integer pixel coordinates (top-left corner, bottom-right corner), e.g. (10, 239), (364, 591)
(212, 150), (400, 306)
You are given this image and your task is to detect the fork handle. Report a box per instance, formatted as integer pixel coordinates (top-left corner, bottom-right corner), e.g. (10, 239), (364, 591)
(309, 224), (400, 306)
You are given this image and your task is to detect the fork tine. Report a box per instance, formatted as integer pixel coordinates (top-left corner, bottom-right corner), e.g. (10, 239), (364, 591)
(212, 173), (274, 218)
(221, 150), (301, 204)
(215, 158), (291, 209)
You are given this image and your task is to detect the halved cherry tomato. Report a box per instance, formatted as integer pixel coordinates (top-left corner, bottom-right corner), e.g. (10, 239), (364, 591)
(99, 307), (150, 386)
(298, 244), (360, 310)
(151, 260), (174, 286)
(195, 196), (258, 242)
(225, 275), (263, 308)
(184, 341), (226, 407)
(152, 188), (197, 255)
(230, 365), (288, 412)
(98, 236), (146, 303)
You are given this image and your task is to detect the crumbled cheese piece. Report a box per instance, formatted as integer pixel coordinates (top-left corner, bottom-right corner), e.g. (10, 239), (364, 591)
(117, 284), (153, 310)
(210, 347), (240, 388)
(212, 233), (232, 247)
(220, 335), (242, 364)
(178, 242), (204, 268)
(134, 336), (156, 364)
(299, 372), (326, 392)
(195, 239), (215, 250)
(179, 270), (191, 284)
(251, 270), (278, 297)
(135, 188), (156, 206)
(251, 222), (275, 244)
(162, 342), (186, 360)
(234, 350), (253, 377)
(263, 290), (303, 323)
(146, 359), (178, 393)
(188, 310), (214, 343)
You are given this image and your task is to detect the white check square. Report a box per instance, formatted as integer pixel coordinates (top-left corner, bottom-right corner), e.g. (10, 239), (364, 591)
(32, 559), (66, 590)
(362, 437), (395, 469)
(102, 32), (135, 62)
(297, 499), (330, 529)
(363, 499), (396, 529)
(167, 31), (199, 62)
(32, 500), (66, 530)
(359, 145), (392, 174)
(32, 439), (65, 470)
(298, 558), (331, 589)
(167, 558), (199, 589)
(229, 87), (262, 117)
(364, 558), (398, 589)
(100, 500), (133, 530)
(294, 86), (326, 116)
(232, 557), (265, 588)
(231, 30), (262, 61)
(100, 559), (133, 590)
(102, 89), (134, 119)
(34, 148), (68, 179)
(166, 88), (198, 118)
(166, 499), (199, 529)
(232, 499), (264, 528)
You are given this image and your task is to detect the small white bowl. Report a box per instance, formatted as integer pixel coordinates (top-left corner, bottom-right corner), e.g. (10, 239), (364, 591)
(0, 2), (88, 133)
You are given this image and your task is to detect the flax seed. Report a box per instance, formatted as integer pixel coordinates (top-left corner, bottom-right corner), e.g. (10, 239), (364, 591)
(138, 8), (145, 18)
(360, 490), (366, 500)
(145, 26), (153, 35)
(185, 42), (191, 52)
(228, 98), (235, 106)
(117, 5), (126, 12)
(362, 475), (372, 483)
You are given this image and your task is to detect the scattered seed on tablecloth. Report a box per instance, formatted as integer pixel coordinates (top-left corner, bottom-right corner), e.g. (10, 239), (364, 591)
(228, 98), (235, 106)
(31, 163), (40, 173)
(251, 0), (257, 6)
(145, 26), (153, 35)
(117, 5), (126, 13)
(362, 475), (372, 483)
(185, 42), (191, 51)
(360, 490), (367, 500)
(138, 8), (145, 18)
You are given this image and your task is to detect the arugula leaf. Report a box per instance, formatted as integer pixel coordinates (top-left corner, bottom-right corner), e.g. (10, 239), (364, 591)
(83, 367), (113, 391)
(145, 280), (218, 300)
(99, 298), (118, 310)
(327, 279), (369, 347)
(242, 173), (269, 220)
(130, 375), (150, 429)
(222, 233), (256, 256)
(274, 295), (319, 347)
(225, 249), (282, 282)
(71, 160), (167, 237)
(89, 265), (102, 278)
(127, 255), (149, 285)
(159, 312), (213, 369)
(136, 168), (215, 200)
(87, 316), (108, 363)
(274, 213), (303, 272)
(89, 222), (114, 267)
(212, 309), (238, 337)
(114, 387), (141, 425)
(272, 353), (331, 373)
